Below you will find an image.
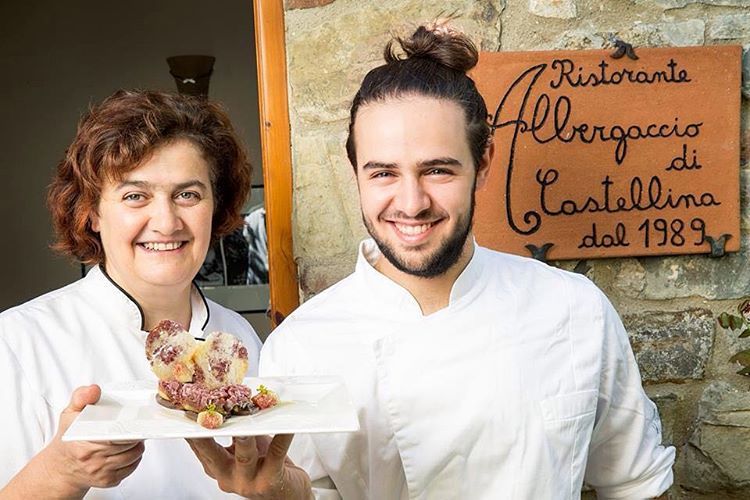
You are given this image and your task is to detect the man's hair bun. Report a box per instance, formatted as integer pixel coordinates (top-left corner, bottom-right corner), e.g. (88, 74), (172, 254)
(384, 23), (479, 74)
(346, 21), (490, 172)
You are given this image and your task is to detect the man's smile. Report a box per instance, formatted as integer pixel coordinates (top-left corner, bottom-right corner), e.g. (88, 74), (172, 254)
(393, 222), (434, 236)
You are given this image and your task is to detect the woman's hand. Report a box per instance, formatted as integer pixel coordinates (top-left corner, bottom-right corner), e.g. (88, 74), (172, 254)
(187, 434), (312, 500)
(43, 385), (146, 494)
(1, 385), (145, 499)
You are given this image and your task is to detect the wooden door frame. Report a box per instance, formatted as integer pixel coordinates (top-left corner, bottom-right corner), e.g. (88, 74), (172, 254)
(253, 0), (299, 325)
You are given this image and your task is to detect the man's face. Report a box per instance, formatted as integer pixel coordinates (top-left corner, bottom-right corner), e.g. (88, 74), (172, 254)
(353, 95), (489, 278)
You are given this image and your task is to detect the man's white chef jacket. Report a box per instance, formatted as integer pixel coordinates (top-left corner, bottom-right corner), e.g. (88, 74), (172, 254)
(0, 265), (262, 498)
(260, 239), (676, 500)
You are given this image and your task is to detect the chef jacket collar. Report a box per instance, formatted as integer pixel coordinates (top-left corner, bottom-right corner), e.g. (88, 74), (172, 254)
(356, 238), (485, 317)
(87, 264), (210, 335)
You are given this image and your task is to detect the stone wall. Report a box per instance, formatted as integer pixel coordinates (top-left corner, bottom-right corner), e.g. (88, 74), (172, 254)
(283, 0), (750, 497)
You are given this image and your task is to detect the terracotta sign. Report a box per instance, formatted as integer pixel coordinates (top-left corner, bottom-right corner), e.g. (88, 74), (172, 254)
(472, 46), (741, 260)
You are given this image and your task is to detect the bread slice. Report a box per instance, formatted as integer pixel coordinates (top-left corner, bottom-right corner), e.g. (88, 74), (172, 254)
(145, 319), (197, 384)
(193, 331), (249, 389)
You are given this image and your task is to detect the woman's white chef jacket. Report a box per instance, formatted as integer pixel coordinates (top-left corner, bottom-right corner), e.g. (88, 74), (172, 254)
(0, 265), (262, 498)
(260, 239), (676, 500)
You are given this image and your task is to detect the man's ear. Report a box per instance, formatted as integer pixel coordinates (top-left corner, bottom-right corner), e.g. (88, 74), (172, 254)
(475, 139), (494, 191)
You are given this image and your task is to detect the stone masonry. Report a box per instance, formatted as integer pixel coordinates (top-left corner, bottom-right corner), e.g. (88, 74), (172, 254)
(284, 0), (750, 497)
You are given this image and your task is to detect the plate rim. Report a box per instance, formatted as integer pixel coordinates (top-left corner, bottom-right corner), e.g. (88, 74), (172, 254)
(62, 375), (360, 441)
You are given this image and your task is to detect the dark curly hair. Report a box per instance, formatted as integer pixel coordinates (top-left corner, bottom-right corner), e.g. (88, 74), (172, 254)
(346, 23), (491, 170)
(47, 89), (251, 264)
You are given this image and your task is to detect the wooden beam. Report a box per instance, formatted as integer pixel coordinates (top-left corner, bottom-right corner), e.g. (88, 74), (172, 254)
(253, 0), (299, 326)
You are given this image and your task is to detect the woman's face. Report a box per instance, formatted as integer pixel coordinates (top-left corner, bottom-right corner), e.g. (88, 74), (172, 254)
(91, 139), (214, 297)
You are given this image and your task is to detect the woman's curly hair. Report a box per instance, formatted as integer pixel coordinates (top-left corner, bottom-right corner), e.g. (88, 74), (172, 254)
(47, 89), (251, 264)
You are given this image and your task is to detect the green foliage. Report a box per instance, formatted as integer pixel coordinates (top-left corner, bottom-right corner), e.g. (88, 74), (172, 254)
(729, 349), (750, 366)
(718, 300), (750, 376)
(731, 315), (744, 330)
(257, 384), (275, 396)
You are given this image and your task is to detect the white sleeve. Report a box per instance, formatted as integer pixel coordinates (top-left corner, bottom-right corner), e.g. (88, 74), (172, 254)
(260, 329), (342, 500)
(0, 332), (50, 487)
(584, 293), (676, 499)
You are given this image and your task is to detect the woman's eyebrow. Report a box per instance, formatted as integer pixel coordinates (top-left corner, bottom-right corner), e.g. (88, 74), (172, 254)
(174, 180), (209, 191)
(114, 179), (209, 190)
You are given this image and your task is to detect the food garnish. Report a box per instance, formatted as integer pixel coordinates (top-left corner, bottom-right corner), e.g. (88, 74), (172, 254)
(252, 384), (280, 410)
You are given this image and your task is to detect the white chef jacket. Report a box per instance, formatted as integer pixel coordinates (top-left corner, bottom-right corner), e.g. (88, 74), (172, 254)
(0, 265), (262, 498)
(260, 239), (675, 500)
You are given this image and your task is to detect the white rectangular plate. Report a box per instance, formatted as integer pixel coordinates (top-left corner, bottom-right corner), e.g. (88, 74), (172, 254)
(63, 376), (359, 441)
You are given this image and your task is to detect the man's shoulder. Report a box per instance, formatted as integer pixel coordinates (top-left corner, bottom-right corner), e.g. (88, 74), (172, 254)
(478, 245), (600, 295)
(476, 246), (607, 319)
(291, 272), (361, 318)
(265, 272), (362, 344)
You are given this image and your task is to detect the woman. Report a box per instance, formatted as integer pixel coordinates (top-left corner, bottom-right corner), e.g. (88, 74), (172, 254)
(0, 90), (308, 498)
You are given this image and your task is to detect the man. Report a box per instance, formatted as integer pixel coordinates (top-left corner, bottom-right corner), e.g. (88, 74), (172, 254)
(260, 23), (675, 499)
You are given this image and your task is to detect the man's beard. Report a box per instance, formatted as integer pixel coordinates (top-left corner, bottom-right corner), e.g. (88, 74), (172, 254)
(363, 191), (475, 278)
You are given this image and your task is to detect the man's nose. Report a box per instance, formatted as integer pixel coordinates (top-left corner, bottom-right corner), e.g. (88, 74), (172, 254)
(150, 197), (183, 234)
(394, 177), (430, 217)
